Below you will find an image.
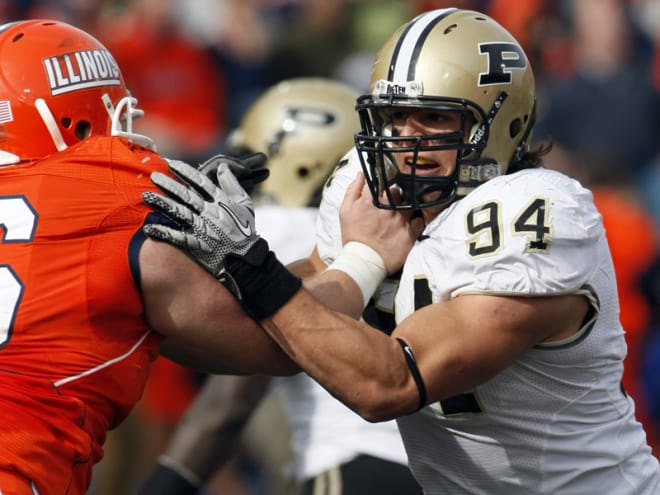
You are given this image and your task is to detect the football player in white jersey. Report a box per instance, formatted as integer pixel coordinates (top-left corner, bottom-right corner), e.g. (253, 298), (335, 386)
(143, 8), (660, 495)
(138, 78), (422, 495)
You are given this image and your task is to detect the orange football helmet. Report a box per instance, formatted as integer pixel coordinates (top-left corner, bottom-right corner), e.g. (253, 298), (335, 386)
(0, 19), (152, 165)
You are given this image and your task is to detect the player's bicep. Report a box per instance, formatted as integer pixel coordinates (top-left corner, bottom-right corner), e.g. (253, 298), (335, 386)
(394, 293), (589, 405)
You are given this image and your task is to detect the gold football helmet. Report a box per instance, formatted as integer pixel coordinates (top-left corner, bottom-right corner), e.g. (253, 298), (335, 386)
(227, 78), (359, 208)
(355, 8), (536, 210)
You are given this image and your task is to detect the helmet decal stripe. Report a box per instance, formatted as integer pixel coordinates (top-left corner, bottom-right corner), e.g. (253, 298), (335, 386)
(388, 9), (457, 83)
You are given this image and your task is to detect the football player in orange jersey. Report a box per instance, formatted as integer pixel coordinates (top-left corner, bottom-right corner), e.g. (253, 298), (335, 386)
(0, 19), (412, 495)
(0, 19), (291, 495)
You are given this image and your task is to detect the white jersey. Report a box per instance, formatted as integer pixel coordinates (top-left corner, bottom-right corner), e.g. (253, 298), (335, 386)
(255, 204), (318, 265)
(392, 167), (660, 494)
(258, 198), (409, 482)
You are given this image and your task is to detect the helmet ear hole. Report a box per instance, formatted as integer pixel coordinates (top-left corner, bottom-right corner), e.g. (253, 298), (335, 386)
(509, 118), (522, 139)
(74, 121), (91, 140)
(58, 116), (92, 140)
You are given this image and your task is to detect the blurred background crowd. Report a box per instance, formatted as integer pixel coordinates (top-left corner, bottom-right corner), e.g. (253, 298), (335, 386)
(3, 0), (660, 493)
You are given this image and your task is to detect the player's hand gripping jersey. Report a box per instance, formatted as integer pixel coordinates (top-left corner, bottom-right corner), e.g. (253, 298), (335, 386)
(0, 136), (167, 493)
(393, 167), (658, 494)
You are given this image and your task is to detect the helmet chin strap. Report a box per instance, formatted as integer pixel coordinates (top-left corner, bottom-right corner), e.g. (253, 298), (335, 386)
(394, 171), (457, 210)
(35, 98), (67, 152)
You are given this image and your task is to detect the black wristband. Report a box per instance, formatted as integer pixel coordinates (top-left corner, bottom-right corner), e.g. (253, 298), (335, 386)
(396, 338), (427, 412)
(225, 238), (302, 320)
(137, 462), (199, 495)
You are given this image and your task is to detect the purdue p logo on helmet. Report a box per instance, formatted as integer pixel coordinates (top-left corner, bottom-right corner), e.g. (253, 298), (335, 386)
(356, 8), (536, 210)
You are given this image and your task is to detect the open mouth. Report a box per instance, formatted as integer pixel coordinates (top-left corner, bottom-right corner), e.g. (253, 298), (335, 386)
(404, 156), (442, 175)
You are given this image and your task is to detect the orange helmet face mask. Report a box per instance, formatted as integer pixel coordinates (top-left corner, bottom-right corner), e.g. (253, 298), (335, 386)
(0, 19), (153, 166)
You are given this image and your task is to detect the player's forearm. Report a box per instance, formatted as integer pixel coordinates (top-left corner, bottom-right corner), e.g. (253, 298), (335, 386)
(301, 240), (391, 319)
(262, 289), (419, 421)
(287, 254), (324, 279)
(159, 334), (297, 376)
(302, 268), (366, 319)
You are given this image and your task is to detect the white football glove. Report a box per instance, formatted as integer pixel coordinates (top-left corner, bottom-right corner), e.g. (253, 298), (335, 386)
(142, 159), (259, 282)
(143, 157), (302, 319)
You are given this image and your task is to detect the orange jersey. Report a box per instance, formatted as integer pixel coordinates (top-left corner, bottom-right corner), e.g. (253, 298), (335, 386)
(0, 136), (168, 494)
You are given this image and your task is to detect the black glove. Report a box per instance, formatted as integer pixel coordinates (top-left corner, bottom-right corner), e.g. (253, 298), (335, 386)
(198, 152), (269, 194)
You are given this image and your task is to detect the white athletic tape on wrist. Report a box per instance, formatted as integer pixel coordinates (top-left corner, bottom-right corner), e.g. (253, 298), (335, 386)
(326, 241), (387, 307)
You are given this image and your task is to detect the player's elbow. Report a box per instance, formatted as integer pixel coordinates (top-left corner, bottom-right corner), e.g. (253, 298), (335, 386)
(348, 381), (420, 423)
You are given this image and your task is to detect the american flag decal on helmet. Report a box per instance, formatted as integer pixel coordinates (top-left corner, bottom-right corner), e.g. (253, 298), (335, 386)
(0, 100), (13, 123)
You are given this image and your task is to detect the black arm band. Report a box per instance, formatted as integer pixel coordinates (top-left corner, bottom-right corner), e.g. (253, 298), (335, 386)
(137, 461), (200, 495)
(396, 338), (427, 412)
